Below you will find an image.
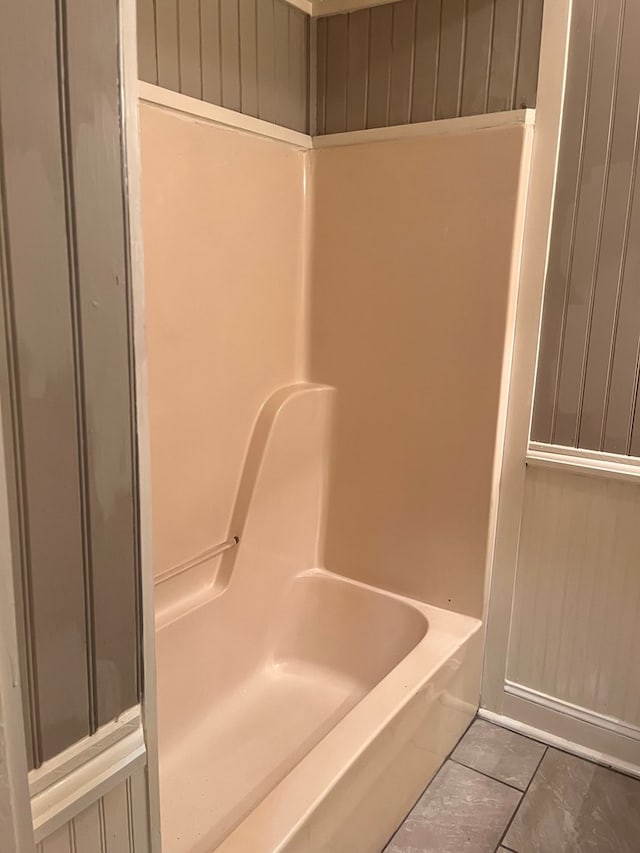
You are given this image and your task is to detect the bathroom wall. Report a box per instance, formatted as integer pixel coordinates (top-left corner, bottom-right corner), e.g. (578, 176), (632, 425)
(137, 0), (544, 136)
(315, 0), (544, 133)
(532, 0), (640, 455)
(491, 0), (640, 769)
(139, 102), (305, 584)
(508, 467), (640, 729)
(308, 122), (531, 618)
(137, 0), (310, 132)
(0, 0), (140, 768)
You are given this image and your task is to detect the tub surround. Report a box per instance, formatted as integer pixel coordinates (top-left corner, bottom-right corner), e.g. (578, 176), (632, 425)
(140, 93), (532, 851)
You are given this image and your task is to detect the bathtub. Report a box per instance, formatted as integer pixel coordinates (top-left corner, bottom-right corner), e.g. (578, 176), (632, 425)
(155, 384), (481, 853)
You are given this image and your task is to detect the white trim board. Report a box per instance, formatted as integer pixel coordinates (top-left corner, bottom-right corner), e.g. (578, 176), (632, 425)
(139, 84), (534, 150)
(479, 693), (640, 780)
(527, 441), (640, 484)
(30, 707), (147, 843)
(313, 110), (534, 147)
(138, 83), (313, 149)
(283, 0), (400, 17)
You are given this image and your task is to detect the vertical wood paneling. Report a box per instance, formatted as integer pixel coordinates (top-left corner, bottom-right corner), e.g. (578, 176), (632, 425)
(460, 0), (493, 117)
(514, 0), (543, 108)
(316, 0), (543, 133)
(389, 0), (416, 127)
(1, 0), (142, 767)
(274, 1), (292, 128)
(289, 9), (309, 133)
(200, 0), (222, 105)
(366, 4), (393, 128)
(532, 0), (640, 457)
(257, 0), (277, 122)
(140, 0), (542, 136)
(239, 0), (259, 117)
(325, 14), (349, 133)
(155, 0), (180, 92)
(66, 0), (140, 727)
(315, 17), (328, 134)
(178, 0), (202, 99)
(411, 0), (441, 123)
(579, 2), (640, 451)
(435, 0), (465, 119)
(508, 467), (640, 727)
(487, 0), (521, 113)
(532, 0), (597, 444)
(345, 10), (371, 131)
(36, 766), (150, 853)
(137, 0), (158, 84)
(554, 0), (623, 448)
(220, 0), (241, 111)
(0, 0), (91, 763)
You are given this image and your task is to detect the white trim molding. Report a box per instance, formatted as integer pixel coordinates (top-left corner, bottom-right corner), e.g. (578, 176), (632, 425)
(480, 0), (574, 712)
(480, 693), (640, 780)
(30, 707), (146, 844)
(139, 83), (534, 151)
(504, 682), (640, 744)
(138, 82), (314, 150)
(527, 441), (640, 484)
(123, 2), (162, 850)
(312, 110), (534, 148)
(311, 0), (400, 16)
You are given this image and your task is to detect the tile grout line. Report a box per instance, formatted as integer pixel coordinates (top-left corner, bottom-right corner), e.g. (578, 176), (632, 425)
(493, 745), (549, 852)
(448, 757), (535, 795)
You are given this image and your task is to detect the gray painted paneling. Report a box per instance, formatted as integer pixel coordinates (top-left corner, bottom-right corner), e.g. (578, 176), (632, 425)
(0, 0), (140, 766)
(0, 0), (90, 764)
(139, 0), (542, 136)
(315, 0), (543, 134)
(66, 0), (139, 728)
(532, 0), (640, 457)
(139, 0), (310, 133)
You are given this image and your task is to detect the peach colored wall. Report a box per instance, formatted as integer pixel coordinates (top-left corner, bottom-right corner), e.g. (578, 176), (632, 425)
(139, 104), (305, 577)
(308, 126), (528, 618)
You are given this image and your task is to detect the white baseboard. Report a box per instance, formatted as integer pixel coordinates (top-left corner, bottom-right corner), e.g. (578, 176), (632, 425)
(30, 706), (147, 843)
(480, 687), (640, 779)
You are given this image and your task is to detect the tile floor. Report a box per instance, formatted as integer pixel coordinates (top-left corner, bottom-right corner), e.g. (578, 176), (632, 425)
(384, 718), (640, 852)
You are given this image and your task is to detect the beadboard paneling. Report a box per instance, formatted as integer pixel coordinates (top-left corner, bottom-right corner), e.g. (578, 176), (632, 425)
(0, 0), (140, 766)
(138, 0), (310, 133)
(36, 766), (150, 853)
(532, 0), (640, 456)
(508, 465), (640, 728)
(315, 0), (544, 134)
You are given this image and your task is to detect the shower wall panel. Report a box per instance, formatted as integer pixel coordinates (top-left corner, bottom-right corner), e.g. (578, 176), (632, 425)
(139, 102), (305, 584)
(308, 122), (531, 617)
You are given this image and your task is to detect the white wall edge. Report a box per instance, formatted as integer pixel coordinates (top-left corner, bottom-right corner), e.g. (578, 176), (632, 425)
(312, 110), (535, 148)
(480, 0), (574, 713)
(123, 3), (163, 851)
(287, 0), (314, 14)
(31, 714), (147, 843)
(479, 694), (640, 780)
(527, 441), (640, 483)
(138, 82), (314, 149)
